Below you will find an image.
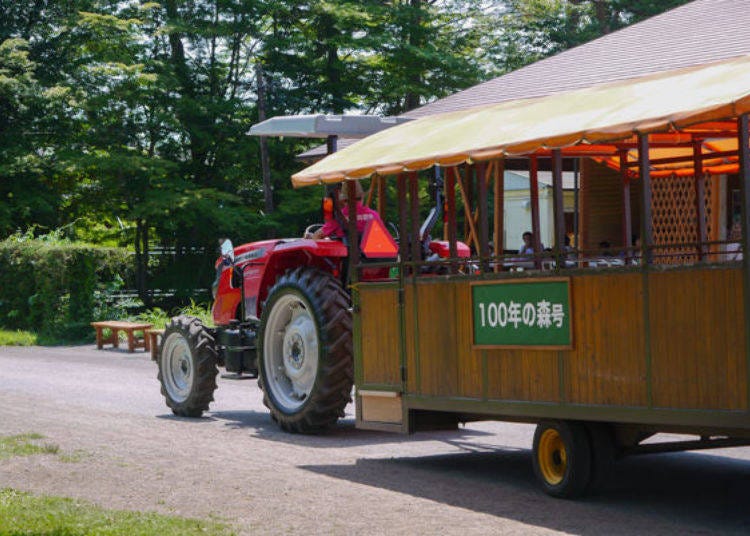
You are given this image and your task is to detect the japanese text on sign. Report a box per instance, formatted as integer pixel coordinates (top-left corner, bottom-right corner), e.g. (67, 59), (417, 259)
(471, 279), (571, 348)
(476, 300), (565, 329)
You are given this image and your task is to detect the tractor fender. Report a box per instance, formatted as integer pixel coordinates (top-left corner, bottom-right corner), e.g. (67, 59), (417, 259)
(252, 238), (348, 319)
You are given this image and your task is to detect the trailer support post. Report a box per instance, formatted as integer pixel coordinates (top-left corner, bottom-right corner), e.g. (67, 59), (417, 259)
(638, 134), (653, 265)
(397, 173), (408, 270)
(552, 149), (565, 271)
(477, 162), (489, 272)
(620, 149), (633, 262)
(693, 140), (707, 260)
(409, 172), (421, 266)
(346, 180), (359, 284)
(446, 167), (458, 274)
(377, 175), (386, 217)
(530, 156), (542, 269)
(494, 158), (505, 272)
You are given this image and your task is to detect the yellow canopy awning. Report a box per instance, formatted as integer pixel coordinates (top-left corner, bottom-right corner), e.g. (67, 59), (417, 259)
(292, 54), (750, 187)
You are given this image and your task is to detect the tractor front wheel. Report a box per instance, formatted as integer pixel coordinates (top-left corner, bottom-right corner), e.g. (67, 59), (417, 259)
(258, 267), (353, 433)
(158, 315), (218, 417)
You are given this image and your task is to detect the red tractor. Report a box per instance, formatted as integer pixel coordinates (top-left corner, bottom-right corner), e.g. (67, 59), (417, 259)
(156, 183), (469, 433)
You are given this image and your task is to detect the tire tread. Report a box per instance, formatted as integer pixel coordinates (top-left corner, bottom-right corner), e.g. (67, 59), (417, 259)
(258, 267), (353, 433)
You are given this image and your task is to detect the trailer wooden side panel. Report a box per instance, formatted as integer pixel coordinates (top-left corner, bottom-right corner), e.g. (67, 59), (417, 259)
(358, 265), (749, 425)
(404, 285), (419, 394)
(414, 281), (460, 397)
(455, 282), (484, 399)
(407, 279), (559, 402)
(484, 348), (560, 402)
(649, 267), (747, 410)
(359, 285), (401, 388)
(566, 272), (648, 406)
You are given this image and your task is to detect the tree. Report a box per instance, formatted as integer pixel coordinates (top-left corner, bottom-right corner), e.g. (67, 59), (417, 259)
(359, 0), (501, 115)
(0, 0), (698, 306)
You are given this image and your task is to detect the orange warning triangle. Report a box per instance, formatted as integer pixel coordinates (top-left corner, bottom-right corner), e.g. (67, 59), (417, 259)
(361, 219), (398, 258)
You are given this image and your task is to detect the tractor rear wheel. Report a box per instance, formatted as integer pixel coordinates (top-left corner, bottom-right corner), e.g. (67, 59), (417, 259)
(258, 267), (353, 433)
(158, 315), (218, 417)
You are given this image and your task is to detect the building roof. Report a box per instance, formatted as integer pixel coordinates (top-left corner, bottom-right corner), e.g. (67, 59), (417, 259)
(405, 0), (750, 119)
(504, 171), (551, 192)
(518, 171), (576, 191)
(297, 0), (750, 161)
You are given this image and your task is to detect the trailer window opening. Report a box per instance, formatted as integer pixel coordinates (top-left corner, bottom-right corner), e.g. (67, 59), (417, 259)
(354, 131), (747, 282)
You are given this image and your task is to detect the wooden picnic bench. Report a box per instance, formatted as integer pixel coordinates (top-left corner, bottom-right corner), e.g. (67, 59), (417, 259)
(145, 328), (165, 361)
(91, 321), (153, 353)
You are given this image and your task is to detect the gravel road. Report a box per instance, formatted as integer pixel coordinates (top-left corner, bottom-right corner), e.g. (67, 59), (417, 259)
(0, 344), (749, 535)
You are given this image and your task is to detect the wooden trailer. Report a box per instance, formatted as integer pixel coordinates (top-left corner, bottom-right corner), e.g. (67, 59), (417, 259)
(293, 54), (750, 496)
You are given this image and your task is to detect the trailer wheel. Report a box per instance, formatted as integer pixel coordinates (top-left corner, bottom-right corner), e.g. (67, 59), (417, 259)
(585, 422), (617, 492)
(258, 267), (353, 433)
(532, 420), (592, 498)
(158, 315), (218, 417)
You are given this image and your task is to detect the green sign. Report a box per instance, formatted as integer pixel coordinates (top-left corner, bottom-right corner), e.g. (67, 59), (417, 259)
(472, 279), (571, 348)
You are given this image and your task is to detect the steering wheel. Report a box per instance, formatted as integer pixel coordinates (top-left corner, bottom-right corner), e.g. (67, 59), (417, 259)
(304, 223), (324, 239)
(387, 222), (400, 243)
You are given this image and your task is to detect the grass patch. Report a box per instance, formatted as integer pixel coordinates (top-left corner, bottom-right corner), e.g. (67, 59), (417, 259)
(0, 329), (37, 346)
(58, 449), (91, 463)
(0, 488), (235, 535)
(0, 434), (58, 460)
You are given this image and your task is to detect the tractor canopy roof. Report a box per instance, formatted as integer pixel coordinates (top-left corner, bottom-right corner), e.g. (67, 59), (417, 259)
(291, 54), (750, 187)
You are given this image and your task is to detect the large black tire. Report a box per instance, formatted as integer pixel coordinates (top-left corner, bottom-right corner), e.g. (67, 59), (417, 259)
(532, 420), (592, 498)
(258, 267), (353, 433)
(585, 422), (618, 492)
(158, 315), (218, 417)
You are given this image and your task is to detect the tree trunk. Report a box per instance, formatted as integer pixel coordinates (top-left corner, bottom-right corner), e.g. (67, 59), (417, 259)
(593, 0), (611, 35)
(134, 219), (153, 308)
(256, 62), (274, 217)
(404, 0), (423, 112)
(164, 0), (208, 182)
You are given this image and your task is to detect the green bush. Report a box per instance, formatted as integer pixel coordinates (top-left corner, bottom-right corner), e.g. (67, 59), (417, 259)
(0, 232), (132, 342)
(129, 300), (214, 332)
(0, 329), (37, 346)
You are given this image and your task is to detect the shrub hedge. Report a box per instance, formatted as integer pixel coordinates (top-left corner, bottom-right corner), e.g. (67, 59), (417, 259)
(0, 238), (132, 342)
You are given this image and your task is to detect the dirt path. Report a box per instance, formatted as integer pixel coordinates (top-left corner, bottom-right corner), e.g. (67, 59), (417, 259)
(1, 345), (749, 535)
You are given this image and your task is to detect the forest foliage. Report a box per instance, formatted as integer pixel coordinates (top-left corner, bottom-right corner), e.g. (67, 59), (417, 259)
(0, 0), (690, 303)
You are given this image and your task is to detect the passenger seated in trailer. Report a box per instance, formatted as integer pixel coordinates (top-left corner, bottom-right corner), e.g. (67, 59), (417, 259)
(563, 234), (574, 255)
(518, 231), (536, 255)
(562, 235), (576, 267)
(629, 236), (642, 265)
(506, 231), (542, 270)
(593, 240), (624, 267)
(726, 220), (743, 261)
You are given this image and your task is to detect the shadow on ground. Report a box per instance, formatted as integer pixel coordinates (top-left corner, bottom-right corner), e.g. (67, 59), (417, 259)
(300, 449), (750, 535)
(163, 409), (497, 449)
(160, 409), (750, 533)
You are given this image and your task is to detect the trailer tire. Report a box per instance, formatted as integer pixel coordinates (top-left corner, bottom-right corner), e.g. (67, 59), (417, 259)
(532, 420), (592, 498)
(158, 315), (218, 417)
(258, 267), (353, 433)
(585, 422), (617, 492)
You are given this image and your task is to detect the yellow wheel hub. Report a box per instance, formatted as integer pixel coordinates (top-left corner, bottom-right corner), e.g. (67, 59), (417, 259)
(538, 428), (567, 485)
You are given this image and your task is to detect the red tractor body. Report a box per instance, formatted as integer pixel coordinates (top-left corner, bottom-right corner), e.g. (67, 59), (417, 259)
(211, 238), (348, 325)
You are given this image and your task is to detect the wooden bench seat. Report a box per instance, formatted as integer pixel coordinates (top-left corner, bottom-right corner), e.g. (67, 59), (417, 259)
(91, 321), (153, 353)
(145, 328), (165, 361)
